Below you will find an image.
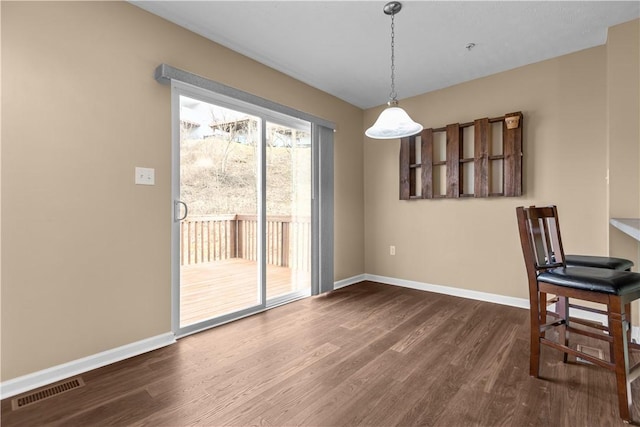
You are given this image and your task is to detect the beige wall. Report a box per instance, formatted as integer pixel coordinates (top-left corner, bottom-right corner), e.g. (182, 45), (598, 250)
(606, 19), (640, 324)
(364, 46), (610, 298)
(607, 20), (640, 264)
(1, 2), (364, 381)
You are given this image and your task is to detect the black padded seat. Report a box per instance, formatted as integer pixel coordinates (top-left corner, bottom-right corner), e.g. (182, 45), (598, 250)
(565, 254), (634, 271)
(539, 266), (640, 295)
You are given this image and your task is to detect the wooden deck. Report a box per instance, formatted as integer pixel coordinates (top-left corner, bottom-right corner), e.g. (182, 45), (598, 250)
(180, 259), (310, 327)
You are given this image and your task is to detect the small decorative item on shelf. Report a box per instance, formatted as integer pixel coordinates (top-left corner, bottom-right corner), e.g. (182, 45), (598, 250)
(505, 115), (520, 129)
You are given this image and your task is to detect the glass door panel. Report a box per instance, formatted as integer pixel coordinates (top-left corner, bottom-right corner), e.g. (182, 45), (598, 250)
(265, 121), (312, 302)
(179, 95), (261, 328)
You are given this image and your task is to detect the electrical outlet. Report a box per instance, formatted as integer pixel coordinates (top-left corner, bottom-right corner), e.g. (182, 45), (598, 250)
(390, 245), (396, 256)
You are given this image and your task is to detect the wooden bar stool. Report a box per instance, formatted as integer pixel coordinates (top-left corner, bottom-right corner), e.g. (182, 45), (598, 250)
(516, 205), (640, 423)
(559, 255), (634, 345)
(528, 211), (634, 336)
(562, 255), (634, 347)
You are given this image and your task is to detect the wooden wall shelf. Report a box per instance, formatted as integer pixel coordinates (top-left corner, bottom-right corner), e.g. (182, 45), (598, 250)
(400, 112), (523, 200)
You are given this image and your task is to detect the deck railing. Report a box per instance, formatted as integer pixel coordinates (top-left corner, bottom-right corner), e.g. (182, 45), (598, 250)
(180, 215), (311, 271)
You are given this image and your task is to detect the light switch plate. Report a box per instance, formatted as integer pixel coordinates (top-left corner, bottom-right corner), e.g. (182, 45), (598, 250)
(135, 167), (155, 185)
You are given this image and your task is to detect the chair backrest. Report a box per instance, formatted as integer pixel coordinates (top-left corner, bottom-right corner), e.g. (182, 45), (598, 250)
(516, 205), (567, 276)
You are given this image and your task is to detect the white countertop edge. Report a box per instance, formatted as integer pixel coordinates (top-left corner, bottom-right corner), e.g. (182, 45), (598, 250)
(610, 218), (640, 242)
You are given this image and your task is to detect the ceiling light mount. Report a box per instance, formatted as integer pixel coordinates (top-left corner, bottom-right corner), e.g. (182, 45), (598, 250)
(365, 1), (423, 140)
(383, 1), (402, 16)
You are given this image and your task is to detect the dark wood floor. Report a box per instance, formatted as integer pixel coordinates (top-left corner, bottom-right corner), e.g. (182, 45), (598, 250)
(3, 281), (640, 426)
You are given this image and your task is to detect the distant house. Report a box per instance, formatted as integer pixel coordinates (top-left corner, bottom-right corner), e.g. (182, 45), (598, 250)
(181, 98), (311, 147)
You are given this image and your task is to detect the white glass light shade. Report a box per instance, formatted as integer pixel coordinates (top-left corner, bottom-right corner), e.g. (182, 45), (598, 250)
(365, 106), (423, 139)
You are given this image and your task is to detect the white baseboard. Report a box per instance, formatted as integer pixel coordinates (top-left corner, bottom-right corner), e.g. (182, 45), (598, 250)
(334, 274), (366, 289)
(0, 332), (175, 400)
(364, 274), (530, 309)
(365, 274), (640, 342)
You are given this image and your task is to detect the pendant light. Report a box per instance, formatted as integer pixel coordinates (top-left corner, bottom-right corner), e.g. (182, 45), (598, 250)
(365, 1), (423, 140)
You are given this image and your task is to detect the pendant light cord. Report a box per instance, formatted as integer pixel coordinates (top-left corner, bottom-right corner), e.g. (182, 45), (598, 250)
(365, 1), (423, 139)
(389, 12), (397, 103)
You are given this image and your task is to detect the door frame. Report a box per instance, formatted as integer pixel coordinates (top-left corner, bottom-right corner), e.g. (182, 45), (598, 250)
(170, 80), (325, 338)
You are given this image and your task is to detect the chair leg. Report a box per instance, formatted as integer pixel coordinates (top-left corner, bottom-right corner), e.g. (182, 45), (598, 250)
(625, 303), (632, 344)
(540, 292), (548, 326)
(556, 296), (569, 363)
(609, 301), (633, 422)
(530, 291), (542, 377)
(539, 292), (548, 343)
(611, 303), (633, 363)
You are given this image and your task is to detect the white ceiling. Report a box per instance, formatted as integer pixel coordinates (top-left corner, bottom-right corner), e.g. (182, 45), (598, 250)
(131, 1), (640, 109)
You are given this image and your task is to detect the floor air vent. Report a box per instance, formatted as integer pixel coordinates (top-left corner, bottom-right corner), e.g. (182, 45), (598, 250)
(11, 377), (85, 410)
(576, 344), (604, 365)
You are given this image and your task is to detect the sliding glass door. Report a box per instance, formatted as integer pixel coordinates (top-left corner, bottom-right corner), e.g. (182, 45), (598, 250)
(173, 84), (312, 336)
(177, 95), (261, 329)
(265, 121), (312, 302)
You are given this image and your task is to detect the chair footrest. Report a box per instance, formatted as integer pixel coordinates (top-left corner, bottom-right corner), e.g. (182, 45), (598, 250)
(568, 303), (608, 316)
(568, 316), (609, 332)
(541, 337), (614, 370)
(540, 319), (565, 332)
(628, 362), (640, 383)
